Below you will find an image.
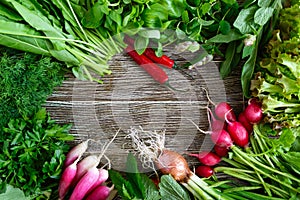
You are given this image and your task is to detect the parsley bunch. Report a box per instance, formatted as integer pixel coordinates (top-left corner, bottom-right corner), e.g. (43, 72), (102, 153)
(0, 108), (73, 199)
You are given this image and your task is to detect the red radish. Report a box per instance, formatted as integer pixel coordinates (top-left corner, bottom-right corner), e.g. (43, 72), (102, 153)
(225, 117), (249, 147)
(72, 155), (99, 186)
(210, 129), (233, 148)
(214, 145), (229, 157)
(85, 185), (112, 200)
(63, 140), (90, 169)
(207, 108), (226, 131)
(195, 165), (214, 178)
(189, 151), (221, 166)
(58, 159), (79, 200)
(86, 168), (109, 195)
(156, 149), (192, 182)
(244, 99), (263, 124)
(214, 102), (236, 122)
(69, 166), (100, 200)
(238, 112), (253, 133)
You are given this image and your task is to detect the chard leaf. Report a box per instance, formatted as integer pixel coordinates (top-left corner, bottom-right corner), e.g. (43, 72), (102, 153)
(159, 175), (191, 200)
(233, 5), (258, 34)
(254, 7), (274, 26)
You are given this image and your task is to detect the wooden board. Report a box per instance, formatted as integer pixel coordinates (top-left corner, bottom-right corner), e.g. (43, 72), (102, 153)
(45, 45), (244, 174)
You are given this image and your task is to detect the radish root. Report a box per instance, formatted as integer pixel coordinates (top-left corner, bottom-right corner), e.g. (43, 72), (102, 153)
(125, 126), (165, 172)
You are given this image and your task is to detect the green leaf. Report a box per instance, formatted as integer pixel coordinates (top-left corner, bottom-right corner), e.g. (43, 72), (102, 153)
(125, 153), (144, 198)
(242, 45), (255, 58)
(10, 1), (67, 50)
(134, 36), (149, 55)
(81, 2), (104, 28)
(221, 0), (237, 5)
(109, 170), (137, 200)
(0, 184), (27, 200)
(220, 41), (237, 78)
(254, 7), (274, 26)
(138, 29), (160, 39)
(241, 28), (262, 97)
(219, 20), (231, 35)
(201, 3), (211, 15)
(281, 152), (300, 172)
(159, 175), (191, 200)
(258, 0), (271, 7)
(233, 5), (258, 34)
(278, 53), (300, 79)
(161, 0), (186, 18)
(109, 10), (122, 27)
(207, 29), (244, 43)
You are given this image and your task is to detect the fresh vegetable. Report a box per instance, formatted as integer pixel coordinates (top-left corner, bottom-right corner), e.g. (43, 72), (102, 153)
(109, 153), (161, 200)
(238, 111), (253, 133)
(124, 35), (176, 69)
(0, 0), (123, 81)
(71, 154), (99, 185)
(214, 145), (229, 157)
(69, 165), (100, 200)
(125, 127), (234, 200)
(189, 151), (221, 167)
(125, 45), (169, 84)
(85, 185), (112, 200)
(225, 115), (249, 148)
(207, 108), (227, 131)
(0, 48), (65, 129)
(58, 159), (79, 200)
(0, 108), (73, 198)
(86, 169), (109, 195)
(214, 102), (236, 122)
(195, 165), (214, 178)
(63, 139), (90, 169)
(244, 98), (263, 124)
(210, 129), (233, 148)
(218, 0), (282, 97)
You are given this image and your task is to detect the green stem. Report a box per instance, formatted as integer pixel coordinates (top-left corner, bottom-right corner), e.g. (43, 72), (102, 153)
(233, 146), (300, 192)
(184, 180), (213, 200)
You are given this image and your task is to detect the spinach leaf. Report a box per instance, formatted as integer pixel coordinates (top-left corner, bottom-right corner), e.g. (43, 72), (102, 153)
(233, 5), (258, 34)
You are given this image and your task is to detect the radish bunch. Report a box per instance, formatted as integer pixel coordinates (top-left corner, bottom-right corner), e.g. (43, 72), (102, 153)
(58, 140), (113, 200)
(190, 98), (263, 178)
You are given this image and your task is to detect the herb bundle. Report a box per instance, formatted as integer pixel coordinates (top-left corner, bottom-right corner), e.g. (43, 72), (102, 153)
(0, 48), (65, 128)
(0, 108), (73, 199)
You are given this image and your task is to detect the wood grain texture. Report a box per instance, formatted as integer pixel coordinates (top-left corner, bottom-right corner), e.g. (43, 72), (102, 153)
(45, 45), (244, 174)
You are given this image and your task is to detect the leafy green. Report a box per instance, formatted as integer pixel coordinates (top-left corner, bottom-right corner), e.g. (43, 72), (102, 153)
(0, 183), (28, 200)
(159, 175), (191, 200)
(0, 48), (65, 129)
(109, 153), (160, 200)
(110, 153), (194, 200)
(0, 108), (73, 198)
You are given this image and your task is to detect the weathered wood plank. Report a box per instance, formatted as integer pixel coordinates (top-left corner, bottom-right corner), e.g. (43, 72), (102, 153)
(45, 46), (244, 172)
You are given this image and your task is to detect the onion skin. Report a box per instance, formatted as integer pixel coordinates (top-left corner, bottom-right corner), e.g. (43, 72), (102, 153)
(156, 149), (191, 182)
